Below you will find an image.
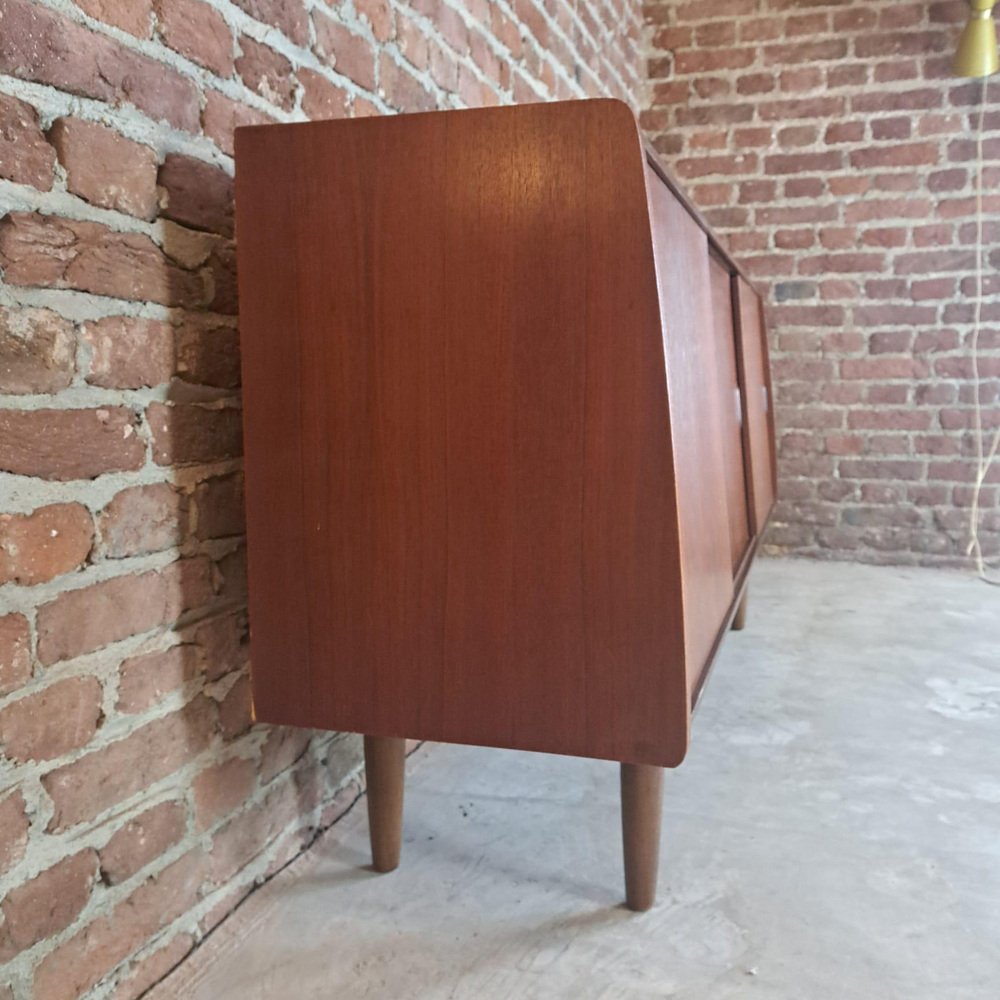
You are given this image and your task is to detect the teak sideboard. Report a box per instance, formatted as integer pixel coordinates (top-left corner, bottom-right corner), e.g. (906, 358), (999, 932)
(234, 99), (776, 912)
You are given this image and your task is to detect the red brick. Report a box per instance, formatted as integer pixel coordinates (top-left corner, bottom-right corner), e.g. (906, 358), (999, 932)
(649, 82), (689, 107)
(73, 0), (154, 37)
(894, 249), (976, 275)
(236, 36), (295, 109)
(0, 304), (75, 394)
(82, 316), (173, 390)
(36, 558), (214, 666)
(208, 777), (297, 886)
(202, 89), (273, 157)
(33, 848), (206, 1000)
(0, 407), (144, 481)
(147, 401), (243, 466)
(848, 410), (932, 431)
(784, 177), (824, 199)
(193, 755), (256, 829)
(764, 151), (844, 175)
(785, 11), (829, 35)
(777, 125), (817, 148)
(688, 183), (734, 210)
(736, 72), (775, 96)
(193, 472), (245, 539)
(869, 331), (914, 354)
(855, 304), (937, 326)
(48, 118), (158, 219)
(764, 39), (847, 65)
(232, 0), (308, 45)
(0, 212), (205, 308)
(381, 53), (437, 112)
(910, 278), (955, 302)
(206, 241), (239, 314)
(732, 126), (774, 148)
(827, 64), (867, 89)
(0, 0), (199, 131)
(798, 253), (886, 276)
(914, 435), (961, 457)
(0, 675), (102, 763)
(215, 544), (247, 601)
(856, 30), (949, 59)
(0, 788), (29, 874)
(850, 142), (939, 170)
(357, 0), (393, 41)
(930, 460), (1000, 484)
(674, 0), (755, 19)
(112, 932), (194, 1000)
(0, 850), (97, 961)
(99, 800), (187, 884)
(42, 698), (217, 830)
(117, 644), (199, 713)
(675, 153), (757, 179)
(914, 322), (959, 349)
(299, 68), (350, 119)
(674, 47), (754, 74)
(738, 180), (776, 204)
(158, 154), (234, 237)
(260, 726), (312, 783)
(841, 357), (930, 380)
(870, 117), (912, 142)
(0, 94), (55, 190)
(218, 673), (252, 739)
(758, 96), (845, 122)
(692, 77), (731, 101)
(838, 459), (927, 482)
(774, 228), (814, 250)
(694, 20), (736, 45)
(156, 0), (234, 77)
(99, 483), (186, 558)
(175, 323), (240, 388)
(314, 13), (377, 90)
(194, 612), (247, 681)
(0, 503), (93, 588)
(675, 103), (753, 127)
(862, 228), (908, 249)
(852, 88), (943, 114)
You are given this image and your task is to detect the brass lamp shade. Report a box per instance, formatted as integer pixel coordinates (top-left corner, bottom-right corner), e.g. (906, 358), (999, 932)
(954, 0), (999, 78)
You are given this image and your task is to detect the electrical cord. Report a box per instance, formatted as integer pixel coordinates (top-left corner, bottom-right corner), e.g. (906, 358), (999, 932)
(966, 75), (1000, 584)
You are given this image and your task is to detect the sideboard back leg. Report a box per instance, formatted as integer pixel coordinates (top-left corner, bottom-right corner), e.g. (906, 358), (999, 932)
(731, 588), (749, 631)
(620, 762), (664, 911)
(364, 736), (406, 873)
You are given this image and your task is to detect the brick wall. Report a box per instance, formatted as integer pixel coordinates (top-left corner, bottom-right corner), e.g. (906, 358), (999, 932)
(0, 1), (643, 997)
(643, 0), (1000, 567)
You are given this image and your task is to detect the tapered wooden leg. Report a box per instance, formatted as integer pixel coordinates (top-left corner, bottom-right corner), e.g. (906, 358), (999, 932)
(731, 588), (748, 631)
(364, 735), (405, 873)
(620, 763), (663, 912)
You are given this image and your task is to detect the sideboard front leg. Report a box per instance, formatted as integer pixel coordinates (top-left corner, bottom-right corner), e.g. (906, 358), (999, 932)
(364, 735), (406, 873)
(620, 762), (664, 911)
(731, 588), (748, 631)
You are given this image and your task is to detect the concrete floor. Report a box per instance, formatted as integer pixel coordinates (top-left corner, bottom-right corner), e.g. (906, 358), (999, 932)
(151, 559), (1000, 1000)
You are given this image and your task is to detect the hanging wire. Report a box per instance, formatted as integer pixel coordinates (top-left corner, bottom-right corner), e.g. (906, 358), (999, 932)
(965, 75), (1000, 584)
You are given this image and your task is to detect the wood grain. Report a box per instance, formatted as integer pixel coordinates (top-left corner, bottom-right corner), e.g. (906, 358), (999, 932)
(735, 276), (777, 533)
(645, 165), (734, 700)
(620, 762), (664, 911)
(235, 99), (775, 770)
(709, 254), (751, 573)
(236, 101), (689, 767)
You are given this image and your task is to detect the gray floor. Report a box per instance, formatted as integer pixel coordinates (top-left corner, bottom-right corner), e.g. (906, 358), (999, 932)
(151, 559), (1000, 1000)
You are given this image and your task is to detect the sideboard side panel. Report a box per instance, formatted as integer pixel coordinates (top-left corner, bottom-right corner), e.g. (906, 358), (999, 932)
(236, 102), (689, 767)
